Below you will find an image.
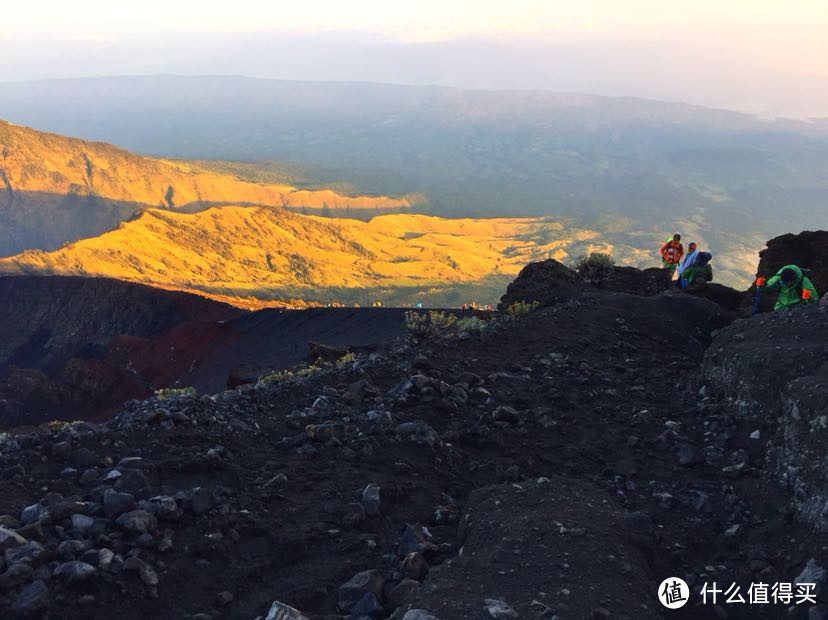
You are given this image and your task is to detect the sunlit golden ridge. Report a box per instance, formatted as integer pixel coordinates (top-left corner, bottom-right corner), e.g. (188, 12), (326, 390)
(0, 206), (616, 306)
(0, 120), (416, 211)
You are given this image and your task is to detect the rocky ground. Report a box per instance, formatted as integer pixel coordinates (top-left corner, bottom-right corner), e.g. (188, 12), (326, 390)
(2, 242), (828, 619)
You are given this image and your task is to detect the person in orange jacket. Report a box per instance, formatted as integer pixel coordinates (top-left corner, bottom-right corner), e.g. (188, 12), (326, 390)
(660, 234), (684, 276)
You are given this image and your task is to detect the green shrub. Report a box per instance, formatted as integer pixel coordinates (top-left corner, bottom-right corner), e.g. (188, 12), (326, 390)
(572, 252), (615, 284)
(335, 352), (358, 367)
(154, 387), (197, 400)
(455, 315), (489, 333)
(405, 310), (458, 339)
(505, 300), (540, 316)
(258, 365), (320, 385)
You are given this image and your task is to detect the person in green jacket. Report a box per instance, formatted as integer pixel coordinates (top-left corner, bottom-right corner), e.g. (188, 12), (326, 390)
(682, 251), (713, 288)
(756, 265), (819, 310)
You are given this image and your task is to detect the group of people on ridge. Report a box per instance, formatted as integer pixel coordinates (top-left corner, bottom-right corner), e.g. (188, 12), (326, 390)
(659, 232), (820, 311)
(660, 234), (712, 288)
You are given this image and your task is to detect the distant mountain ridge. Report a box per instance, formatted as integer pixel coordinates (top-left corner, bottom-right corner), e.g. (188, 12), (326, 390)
(0, 120), (418, 256)
(2, 76), (825, 289)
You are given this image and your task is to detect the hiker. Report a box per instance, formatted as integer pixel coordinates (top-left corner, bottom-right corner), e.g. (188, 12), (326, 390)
(675, 242), (698, 286)
(681, 251), (713, 288)
(755, 265), (819, 310)
(660, 234), (684, 276)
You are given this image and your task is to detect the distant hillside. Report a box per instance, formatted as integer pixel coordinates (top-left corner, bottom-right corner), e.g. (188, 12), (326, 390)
(0, 275), (407, 426)
(0, 120), (419, 256)
(0, 206), (627, 307)
(2, 76), (826, 287)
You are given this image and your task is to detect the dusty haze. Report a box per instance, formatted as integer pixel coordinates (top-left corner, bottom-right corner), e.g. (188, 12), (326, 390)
(3, 0), (828, 118)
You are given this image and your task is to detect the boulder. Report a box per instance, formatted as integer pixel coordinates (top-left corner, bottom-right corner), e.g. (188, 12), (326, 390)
(401, 610), (438, 620)
(54, 561), (96, 586)
(5, 541), (47, 566)
(264, 600), (311, 620)
(388, 579), (421, 609)
(361, 484), (381, 517)
(338, 569), (385, 612)
(483, 599), (518, 619)
(115, 510), (157, 534)
(601, 266), (671, 296)
(143, 495), (181, 520)
(0, 527), (26, 553)
(103, 489), (136, 518)
(395, 421), (441, 447)
(0, 562), (34, 589)
(498, 259), (582, 311)
(11, 579), (49, 616)
(400, 552), (429, 581)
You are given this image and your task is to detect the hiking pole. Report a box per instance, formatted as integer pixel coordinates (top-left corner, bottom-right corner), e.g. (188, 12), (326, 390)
(752, 285), (761, 315)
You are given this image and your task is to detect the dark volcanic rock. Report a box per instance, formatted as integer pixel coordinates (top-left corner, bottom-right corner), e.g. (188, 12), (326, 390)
(757, 230), (828, 296)
(54, 560), (96, 586)
(0, 526), (26, 553)
(115, 510), (157, 534)
(498, 259), (582, 310)
(338, 569), (385, 612)
(403, 478), (659, 619)
(602, 265), (671, 295)
(264, 600), (311, 620)
(11, 579), (49, 616)
(688, 282), (747, 313)
(227, 364), (275, 389)
(745, 230), (828, 314)
(103, 489), (136, 518)
(499, 258), (741, 315)
(2, 239), (826, 620)
(702, 305), (828, 529)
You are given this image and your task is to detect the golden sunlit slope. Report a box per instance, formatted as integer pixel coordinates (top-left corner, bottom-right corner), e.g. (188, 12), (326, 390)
(0, 206), (615, 306)
(0, 120), (417, 256)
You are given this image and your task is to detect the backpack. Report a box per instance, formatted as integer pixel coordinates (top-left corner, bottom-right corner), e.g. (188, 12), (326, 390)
(785, 268), (812, 305)
(694, 252), (712, 267)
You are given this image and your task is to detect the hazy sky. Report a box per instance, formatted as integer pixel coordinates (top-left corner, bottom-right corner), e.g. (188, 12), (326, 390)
(4, 0), (828, 117)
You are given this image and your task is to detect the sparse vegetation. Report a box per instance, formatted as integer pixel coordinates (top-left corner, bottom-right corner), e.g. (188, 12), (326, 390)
(39, 420), (83, 432)
(505, 300), (540, 316)
(405, 310), (458, 339)
(154, 386), (197, 400)
(572, 252), (615, 284)
(455, 315), (489, 333)
(258, 352), (357, 385)
(258, 364), (321, 385)
(335, 352), (358, 367)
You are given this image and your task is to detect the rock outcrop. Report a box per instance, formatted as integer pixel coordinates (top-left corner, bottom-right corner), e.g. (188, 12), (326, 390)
(756, 230), (828, 295)
(743, 230), (828, 314)
(497, 259), (583, 310)
(500, 257), (743, 314)
(701, 304), (828, 530)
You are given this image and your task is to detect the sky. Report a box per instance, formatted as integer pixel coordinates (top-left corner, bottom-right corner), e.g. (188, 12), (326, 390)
(4, 0), (828, 118)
